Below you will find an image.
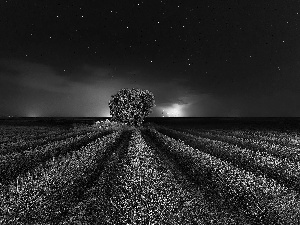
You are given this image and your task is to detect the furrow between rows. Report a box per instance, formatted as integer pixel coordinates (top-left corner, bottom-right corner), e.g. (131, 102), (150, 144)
(145, 127), (300, 225)
(0, 129), (129, 224)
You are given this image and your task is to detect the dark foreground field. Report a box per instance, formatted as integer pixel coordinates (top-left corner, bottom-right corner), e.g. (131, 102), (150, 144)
(1, 117), (300, 224)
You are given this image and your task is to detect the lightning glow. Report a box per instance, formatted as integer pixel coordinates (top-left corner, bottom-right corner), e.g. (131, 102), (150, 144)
(160, 103), (187, 117)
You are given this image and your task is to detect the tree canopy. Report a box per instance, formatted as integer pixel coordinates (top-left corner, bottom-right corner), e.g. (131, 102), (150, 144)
(108, 88), (155, 127)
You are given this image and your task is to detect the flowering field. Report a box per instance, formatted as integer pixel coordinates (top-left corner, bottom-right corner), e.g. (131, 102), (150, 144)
(1, 120), (300, 224)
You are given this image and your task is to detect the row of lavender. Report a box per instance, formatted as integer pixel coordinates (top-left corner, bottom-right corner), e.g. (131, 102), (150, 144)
(0, 125), (105, 155)
(183, 127), (300, 147)
(212, 128), (300, 146)
(146, 126), (300, 224)
(0, 129), (131, 224)
(157, 126), (300, 191)
(2, 123), (299, 223)
(178, 127), (300, 162)
(0, 126), (118, 185)
(0, 125), (62, 145)
(60, 129), (249, 224)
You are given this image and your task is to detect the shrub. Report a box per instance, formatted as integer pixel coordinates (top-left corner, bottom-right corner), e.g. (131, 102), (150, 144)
(94, 119), (126, 130)
(108, 88), (155, 127)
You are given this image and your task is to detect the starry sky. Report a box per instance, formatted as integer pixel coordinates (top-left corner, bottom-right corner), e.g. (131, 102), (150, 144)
(0, 0), (300, 117)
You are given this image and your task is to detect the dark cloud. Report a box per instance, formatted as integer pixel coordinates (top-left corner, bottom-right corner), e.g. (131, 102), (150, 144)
(1, 57), (299, 117)
(0, 59), (200, 117)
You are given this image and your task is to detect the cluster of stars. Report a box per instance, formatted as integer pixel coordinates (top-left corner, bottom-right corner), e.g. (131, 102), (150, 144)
(2, 1), (298, 77)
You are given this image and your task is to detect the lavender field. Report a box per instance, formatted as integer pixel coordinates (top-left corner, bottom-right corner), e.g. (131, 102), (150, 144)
(1, 118), (300, 224)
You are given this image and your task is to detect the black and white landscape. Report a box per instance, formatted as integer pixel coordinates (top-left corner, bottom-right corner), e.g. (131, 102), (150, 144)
(1, 1), (300, 224)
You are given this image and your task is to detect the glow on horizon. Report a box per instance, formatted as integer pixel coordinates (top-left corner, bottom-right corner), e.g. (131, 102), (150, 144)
(160, 103), (187, 117)
(26, 110), (41, 117)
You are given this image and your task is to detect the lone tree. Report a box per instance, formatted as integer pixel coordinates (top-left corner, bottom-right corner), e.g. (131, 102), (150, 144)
(108, 88), (155, 127)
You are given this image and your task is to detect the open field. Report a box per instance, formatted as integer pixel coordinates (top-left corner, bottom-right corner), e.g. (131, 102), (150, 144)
(1, 118), (300, 224)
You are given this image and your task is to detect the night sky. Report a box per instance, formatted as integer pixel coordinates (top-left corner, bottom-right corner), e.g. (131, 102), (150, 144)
(0, 1), (300, 117)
